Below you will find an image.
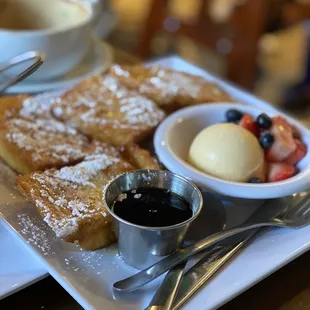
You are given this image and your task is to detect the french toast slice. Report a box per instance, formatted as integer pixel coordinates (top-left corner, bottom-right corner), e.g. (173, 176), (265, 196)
(17, 148), (135, 250)
(110, 64), (233, 111)
(16, 142), (161, 250)
(52, 74), (166, 146)
(122, 143), (161, 170)
(0, 116), (100, 174)
(0, 95), (108, 174)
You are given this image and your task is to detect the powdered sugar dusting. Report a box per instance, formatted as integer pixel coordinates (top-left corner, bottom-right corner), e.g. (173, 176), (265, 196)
(3, 116), (105, 169)
(29, 169), (108, 239)
(18, 213), (55, 255)
(2, 89), (108, 171)
(146, 67), (202, 100)
(21, 148), (132, 241)
(55, 154), (120, 187)
(9, 118), (77, 135)
(52, 74), (165, 137)
(19, 96), (55, 119)
(63, 248), (121, 273)
(111, 65), (231, 106)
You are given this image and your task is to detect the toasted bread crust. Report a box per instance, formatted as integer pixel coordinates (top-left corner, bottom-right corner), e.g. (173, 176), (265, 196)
(122, 143), (162, 170)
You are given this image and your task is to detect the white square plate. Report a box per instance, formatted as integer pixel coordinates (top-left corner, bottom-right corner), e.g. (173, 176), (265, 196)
(1, 57), (310, 310)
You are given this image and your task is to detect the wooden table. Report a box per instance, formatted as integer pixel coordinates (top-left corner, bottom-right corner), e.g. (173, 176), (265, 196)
(1, 47), (310, 310)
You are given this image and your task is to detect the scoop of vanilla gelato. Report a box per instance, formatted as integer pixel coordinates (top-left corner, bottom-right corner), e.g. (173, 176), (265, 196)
(188, 123), (265, 182)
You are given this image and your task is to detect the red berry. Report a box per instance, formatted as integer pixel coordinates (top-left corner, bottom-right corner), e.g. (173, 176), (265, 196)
(265, 117), (297, 162)
(267, 163), (295, 182)
(291, 125), (302, 139)
(239, 114), (260, 137)
(272, 116), (292, 133)
(284, 140), (307, 165)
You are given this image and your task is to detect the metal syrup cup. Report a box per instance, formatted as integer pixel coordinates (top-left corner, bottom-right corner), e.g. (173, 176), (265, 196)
(102, 170), (203, 270)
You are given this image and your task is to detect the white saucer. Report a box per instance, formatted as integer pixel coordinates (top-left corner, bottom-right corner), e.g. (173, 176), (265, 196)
(6, 39), (113, 94)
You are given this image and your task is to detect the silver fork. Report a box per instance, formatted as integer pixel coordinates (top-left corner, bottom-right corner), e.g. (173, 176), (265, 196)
(114, 191), (310, 291)
(171, 228), (259, 310)
(0, 51), (44, 94)
(145, 229), (259, 310)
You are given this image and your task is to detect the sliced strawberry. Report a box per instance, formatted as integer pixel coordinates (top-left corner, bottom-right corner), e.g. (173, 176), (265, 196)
(284, 139), (307, 165)
(239, 114), (260, 137)
(267, 163), (295, 182)
(272, 116), (292, 133)
(265, 117), (297, 162)
(291, 125), (302, 139)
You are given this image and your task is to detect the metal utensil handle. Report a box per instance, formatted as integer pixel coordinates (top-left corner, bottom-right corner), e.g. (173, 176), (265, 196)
(172, 229), (259, 310)
(0, 51), (45, 94)
(145, 261), (187, 310)
(113, 222), (271, 291)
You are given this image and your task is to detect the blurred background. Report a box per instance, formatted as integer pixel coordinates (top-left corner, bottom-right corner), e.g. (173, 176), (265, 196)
(101, 0), (310, 122)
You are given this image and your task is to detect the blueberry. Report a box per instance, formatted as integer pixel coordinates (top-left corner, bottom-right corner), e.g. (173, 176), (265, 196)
(259, 131), (274, 149)
(248, 177), (263, 184)
(226, 109), (243, 123)
(257, 113), (272, 129)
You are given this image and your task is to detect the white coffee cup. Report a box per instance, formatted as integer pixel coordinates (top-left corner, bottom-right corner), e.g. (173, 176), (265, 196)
(0, 0), (95, 81)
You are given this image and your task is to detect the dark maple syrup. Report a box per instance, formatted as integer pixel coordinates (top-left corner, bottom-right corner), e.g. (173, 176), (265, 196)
(113, 188), (192, 227)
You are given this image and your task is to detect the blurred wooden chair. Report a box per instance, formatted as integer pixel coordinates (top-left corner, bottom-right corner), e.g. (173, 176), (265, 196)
(136, 0), (269, 90)
(282, 1), (310, 26)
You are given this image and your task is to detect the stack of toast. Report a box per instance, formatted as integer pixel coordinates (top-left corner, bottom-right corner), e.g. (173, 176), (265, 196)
(0, 65), (232, 250)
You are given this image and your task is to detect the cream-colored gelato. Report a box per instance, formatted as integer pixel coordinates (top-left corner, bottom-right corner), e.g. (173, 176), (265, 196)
(188, 123), (266, 182)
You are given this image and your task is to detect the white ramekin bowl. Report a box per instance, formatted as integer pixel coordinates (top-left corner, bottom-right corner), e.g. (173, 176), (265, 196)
(154, 103), (310, 199)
